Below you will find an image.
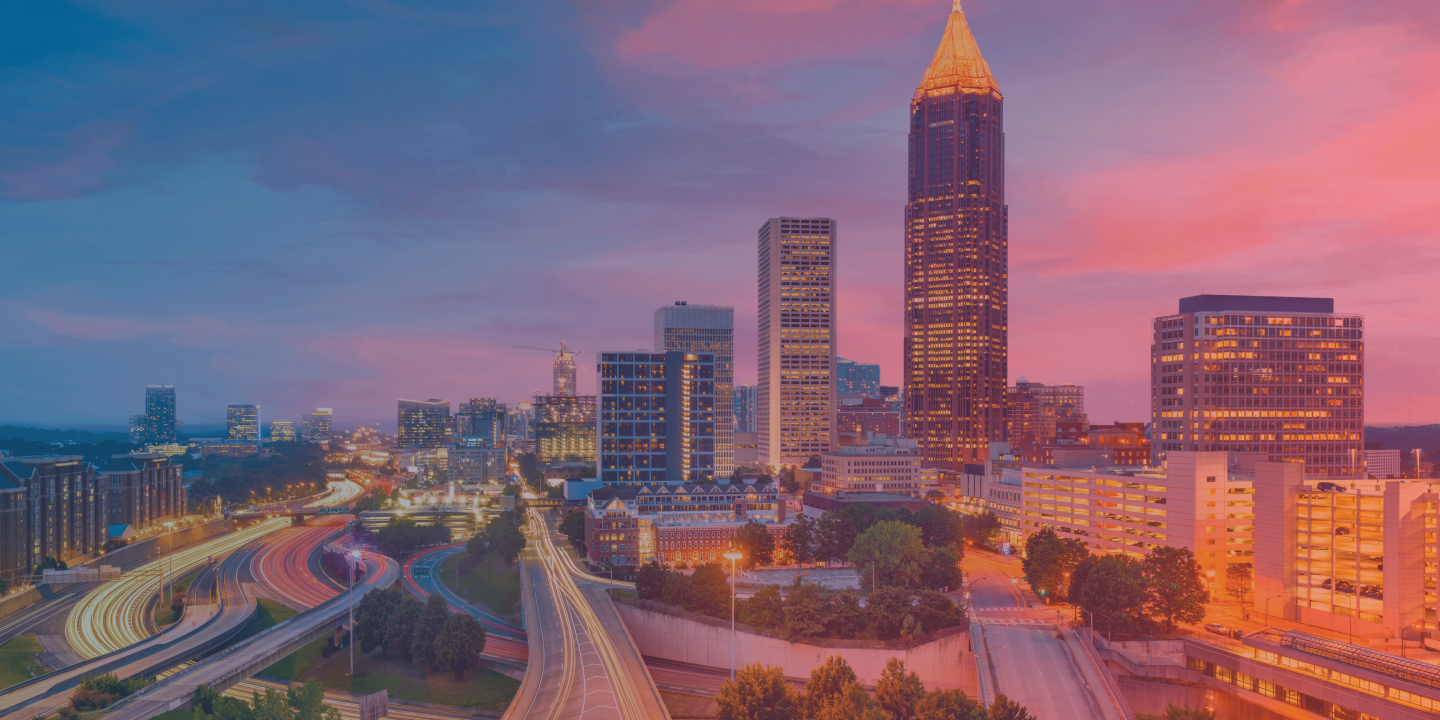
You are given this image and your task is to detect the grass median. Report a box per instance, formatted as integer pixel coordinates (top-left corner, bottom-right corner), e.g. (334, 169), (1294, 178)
(437, 551), (520, 621)
(154, 566), (206, 627)
(0, 635), (48, 690)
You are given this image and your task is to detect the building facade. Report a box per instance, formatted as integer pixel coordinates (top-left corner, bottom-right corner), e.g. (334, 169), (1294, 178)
(303, 408), (332, 442)
(757, 217), (837, 467)
(227, 404), (260, 443)
(1365, 449), (1401, 479)
(448, 440), (507, 485)
(836, 397), (904, 442)
(269, 420), (296, 442)
(583, 482), (787, 571)
(533, 394), (597, 464)
(397, 399), (451, 449)
(655, 302), (735, 477)
(598, 351), (716, 486)
(1006, 380), (1086, 445)
(142, 385), (177, 445)
(904, 3), (1009, 470)
(836, 357), (882, 399)
(97, 453), (183, 531)
(456, 398), (507, 446)
(818, 436), (929, 497)
(1151, 295), (1365, 479)
(734, 384), (758, 434)
(553, 342), (578, 395)
(0, 457), (108, 588)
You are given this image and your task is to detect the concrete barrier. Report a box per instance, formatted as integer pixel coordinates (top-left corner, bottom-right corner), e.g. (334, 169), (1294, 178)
(0, 584), (75, 624)
(86, 518), (236, 570)
(613, 599), (976, 692)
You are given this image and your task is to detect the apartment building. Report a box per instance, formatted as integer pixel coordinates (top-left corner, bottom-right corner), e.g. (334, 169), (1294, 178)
(584, 482), (786, 571)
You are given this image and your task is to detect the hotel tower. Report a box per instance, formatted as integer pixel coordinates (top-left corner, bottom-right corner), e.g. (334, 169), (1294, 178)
(904, 2), (1008, 469)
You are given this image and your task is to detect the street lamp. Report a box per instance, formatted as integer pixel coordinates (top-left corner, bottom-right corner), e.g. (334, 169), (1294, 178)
(1263, 593), (1283, 628)
(723, 549), (743, 680)
(160, 520), (177, 641)
(349, 549), (363, 675)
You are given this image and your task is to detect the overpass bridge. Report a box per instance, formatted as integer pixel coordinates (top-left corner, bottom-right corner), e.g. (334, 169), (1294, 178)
(227, 505), (354, 520)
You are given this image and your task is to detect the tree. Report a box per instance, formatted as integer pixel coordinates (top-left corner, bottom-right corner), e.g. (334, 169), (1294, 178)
(782, 516), (816, 566)
(910, 590), (964, 636)
(735, 522), (776, 569)
(558, 510), (587, 555)
(809, 684), (886, 720)
(501, 483), (520, 496)
(867, 587), (916, 640)
(743, 586), (785, 631)
(1142, 546), (1208, 633)
(913, 504), (962, 549)
(1021, 528), (1089, 603)
(988, 693), (1038, 720)
(783, 581), (828, 640)
(689, 562), (732, 618)
(925, 489), (946, 503)
(662, 572), (700, 610)
(1225, 563), (1253, 602)
(848, 521), (926, 592)
(824, 591), (865, 639)
(914, 689), (987, 720)
(250, 688), (294, 720)
(920, 545), (963, 591)
(410, 593), (450, 670)
(1079, 554), (1148, 636)
(800, 655), (860, 720)
(288, 680), (341, 720)
(1136, 704), (1217, 720)
(483, 512), (527, 565)
(961, 511), (1002, 550)
(636, 561), (668, 601)
(434, 613), (487, 680)
(716, 663), (799, 720)
(1069, 555), (1098, 610)
(875, 658), (925, 720)
(383, 594), (422, 661)
(354, 585), (401, 654)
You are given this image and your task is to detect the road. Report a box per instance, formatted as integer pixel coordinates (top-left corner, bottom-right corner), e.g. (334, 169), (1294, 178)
(502, 510), (668, 720)
(965, 552), (1120, 720)
(402, 544), (526, 641)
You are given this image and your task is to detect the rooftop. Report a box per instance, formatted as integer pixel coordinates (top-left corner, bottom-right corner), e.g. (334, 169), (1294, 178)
(917, 1), (999, 96)
(1178, 294), (1335, 314)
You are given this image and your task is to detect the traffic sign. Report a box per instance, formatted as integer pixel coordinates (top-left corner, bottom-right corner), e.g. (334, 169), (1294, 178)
(412, 567), (430, 577)
(317, 506), (353, 515)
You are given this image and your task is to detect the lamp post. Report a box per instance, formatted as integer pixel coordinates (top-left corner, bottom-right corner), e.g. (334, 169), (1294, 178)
(723, 549), (743, 680)
(349, 549), (362, 675)
(1263, 593), (1282, 628)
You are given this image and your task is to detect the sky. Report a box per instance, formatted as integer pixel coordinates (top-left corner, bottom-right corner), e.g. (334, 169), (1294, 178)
(2, 0), (1439, 431)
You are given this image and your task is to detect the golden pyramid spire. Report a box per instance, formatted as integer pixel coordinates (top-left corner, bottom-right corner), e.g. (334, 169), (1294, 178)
(918, 1), (999, 96)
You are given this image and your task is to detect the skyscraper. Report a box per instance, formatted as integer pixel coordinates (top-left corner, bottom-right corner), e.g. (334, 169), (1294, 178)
(554, 341), (578, 395)
(144, 385), (176, 444)
(836, 358), (882, 399)
(655, 302), (735, 476)
(1152, 294), (1365, 478)
(597, 350), (716, 486)
(533, 394), (596, 464)
(733, 384), (758, 434)
(227, 405), (260, 443)
(758, 217), (837, 467)
(303, 408), (332, 442)
(904, 2), (1008, 470)
(456, 398), (507, 447)
(269, 420), (297, 442)
(397, 399), (451, 448)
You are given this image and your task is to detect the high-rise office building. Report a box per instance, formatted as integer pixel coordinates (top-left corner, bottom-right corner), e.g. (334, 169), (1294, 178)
(510, 401), (533, 441)
(303, 408), (332, 442)
(757, 217), (837, 466)
(269, 420), (296, 442)
(836, 358), (882, 398)
(733, 384), (758, 434)
(1151, 294), (1365, 478)
(554, 341), (578, 395)
(397, 399), (452, 449)
(128, 413), (147, 445)
(903, 2), (1008, 470)
(449, 438), (507, 485)
(655, 302), (734, 476)
(227, 405), (261, 443)
(597, 351), (717, 486)
(144, 385), (177, 444)
(456, 398), (507, 447)
(533, 394), (596, 464)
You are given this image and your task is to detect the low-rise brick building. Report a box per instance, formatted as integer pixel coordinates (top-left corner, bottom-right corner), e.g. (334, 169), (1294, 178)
(584, 482), (787, 570)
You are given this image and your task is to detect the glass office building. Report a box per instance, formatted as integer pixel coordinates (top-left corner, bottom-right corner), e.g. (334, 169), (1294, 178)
(655, 302), (734, 476)
(398, 399), (451, 448)
(598, 351), (716, 486)
(227, 405), (260, 443)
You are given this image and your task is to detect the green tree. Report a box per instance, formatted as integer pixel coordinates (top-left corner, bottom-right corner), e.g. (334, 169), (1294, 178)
(354, 585), (400, 654)
(988, 693), (1038, 720)
(484, 512), (527, 564)
(1225, 563), (1253, 602)
(288, 680), (341, 720)
(913, 504), (963, 549)
(636, 561), (668, 601)
(384, 594), (422, 661)
(250, 688), (293, 720)
(875, 658), (925, 720)
(921, 545), (963, 591)
(849, 521), (926, 592)
(824, 591), (865, 639)
(689, 562), (732, 618)
(501, 483), (520, 496)
(800, 655), (861, 720)
(1079, 554), (1148, 636)
(735, 521), (776, 569)
(433, 613), (487, 680)
(1021, 527), (1089, 603)
(1069, 555), (1098, 609)
(662, 572), (699, 610)
(782, 516), (816, 566)
(558, 510), (587, 554)
(783, 580), (828, 640)
(716, 663), (799, 720)
(867, 586), (917, 640)
(961, 511), (1002, 550)
(911, 590), (964, 636)
(410, 593), (450, 670)
(914, 689), (987, 720)
(743, 586), (785, 631)
(810, 684), (886, 720)
(1142, 546), (1208, 633)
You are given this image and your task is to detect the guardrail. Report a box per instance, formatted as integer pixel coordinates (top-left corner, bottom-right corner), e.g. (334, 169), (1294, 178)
(1075, 626), (1135, 720)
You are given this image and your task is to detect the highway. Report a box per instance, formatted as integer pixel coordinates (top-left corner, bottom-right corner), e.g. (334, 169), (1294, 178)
(502, 510), (668, 720)
(403, 544), (525, 640)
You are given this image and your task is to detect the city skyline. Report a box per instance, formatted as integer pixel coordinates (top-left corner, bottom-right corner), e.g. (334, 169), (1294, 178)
(3, 1), (1439, 430)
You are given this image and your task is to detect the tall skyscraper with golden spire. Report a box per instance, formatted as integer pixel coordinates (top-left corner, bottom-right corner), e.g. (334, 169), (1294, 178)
(904, 1), (1007, 469)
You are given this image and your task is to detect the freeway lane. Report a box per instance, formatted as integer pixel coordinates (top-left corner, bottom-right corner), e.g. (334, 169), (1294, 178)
(403, 544), (525, 640)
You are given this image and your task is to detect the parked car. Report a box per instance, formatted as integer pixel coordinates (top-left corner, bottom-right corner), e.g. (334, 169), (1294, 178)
(1204, 623), (1229, 636)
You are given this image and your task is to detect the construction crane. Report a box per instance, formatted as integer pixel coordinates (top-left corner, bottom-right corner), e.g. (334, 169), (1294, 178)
(514, 342), (579, 395)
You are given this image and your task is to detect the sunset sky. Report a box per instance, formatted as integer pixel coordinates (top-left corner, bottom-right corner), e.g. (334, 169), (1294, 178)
(3, 0), (1437, 429)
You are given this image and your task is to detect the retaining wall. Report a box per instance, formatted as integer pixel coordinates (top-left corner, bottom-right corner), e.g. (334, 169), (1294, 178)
(0, 583), (75, 623)
(613, 600), (977, 693)
(86, 518), (237, 570)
